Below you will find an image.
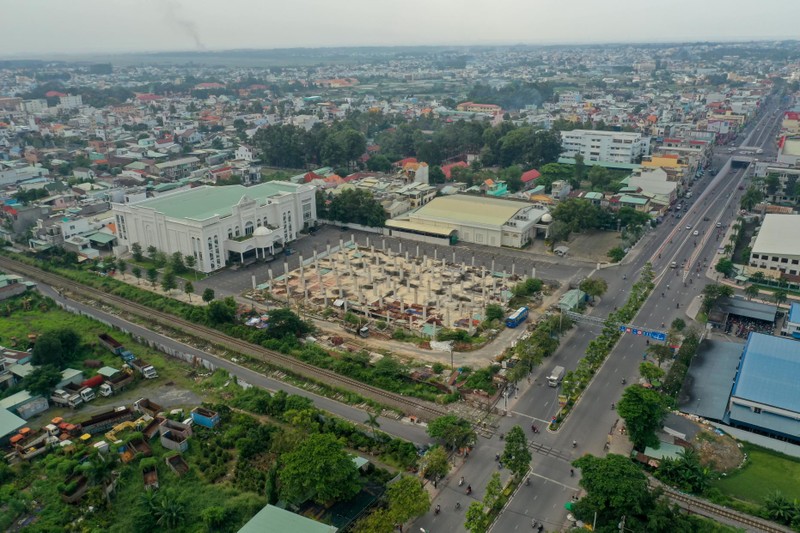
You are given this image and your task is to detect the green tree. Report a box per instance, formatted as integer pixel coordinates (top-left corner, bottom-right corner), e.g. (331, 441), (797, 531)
(117, 260), (127, 277)
(169, 252), (187, 274)
(483, 471), (503, 511)
(131, 266), (142, 285)
(579, 277), (609, 301)
(774, 289), (788, 307)
(31, 328), (80, 368)
(485, 304), (504, 322)
(639, 362), (665, 385)
(607, 246), (626, 262)
(386, 475), (430, 524)
(354, 508), (394, 533)
(24, 364), (62, 395)
(265, 308), (310, 339)
(326, 188), (387, 227)
(279, 433), (360, 505)
(160, 269), (177, 294)
(206, 297), (237, 324)
(428, 165), (446, 184)
(419, 445), (450, 480)
(617, 385), (668, 450)
(647, 344), (673, 368)
(546, 219), (571, 249)
(572, 454), (654, 531)
(671, 318), (686, 331)
(366, 154), (392, 173)
(715, 258), (735, 278)
(184, 281), (194, 302)
(587, 165), (611, 190)
(202, 288), (215, 303)
(740, 186), (763, 211)
(153, 489), (186, 529)
(427, 415), (476, 451)
(130, 242), (143, 262)
(701, 283), (734, 313)
(184, 254), (196, 274)
(501, 425), (532, 478)
(146, 245), (157, 262)
(146, 267), (158, 288)
(744, 284), (760, 300)
(464, 501), (491, 533)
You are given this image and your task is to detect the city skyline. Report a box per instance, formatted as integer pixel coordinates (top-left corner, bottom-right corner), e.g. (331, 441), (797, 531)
(1, 0), (799, 57)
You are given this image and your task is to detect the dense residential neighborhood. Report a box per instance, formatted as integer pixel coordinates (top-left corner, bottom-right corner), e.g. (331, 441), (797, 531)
(2, 37), (800, 533)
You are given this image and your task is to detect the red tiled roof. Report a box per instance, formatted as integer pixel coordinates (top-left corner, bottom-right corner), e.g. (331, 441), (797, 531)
(785, 112), (800, 121)
(441, 161), (468, 179)
(395, 157), (417, 166)
(521, 169), (541, 182)
(303, 171), (324, 183)
(45, 90), (67, 98)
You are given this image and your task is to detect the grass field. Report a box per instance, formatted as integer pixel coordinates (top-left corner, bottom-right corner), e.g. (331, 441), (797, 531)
(712, 443), (800, 504)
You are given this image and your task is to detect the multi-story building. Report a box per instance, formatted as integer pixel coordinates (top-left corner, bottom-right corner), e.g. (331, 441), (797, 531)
(455, 102), (502, 115)
(112, 182), (317, 273)
(748, 214), (800, 276)
(58, 94), (83, 109)
(761, 166), (800, 203)
(560, 130), (650, 164)
(154, 156), (201, 179)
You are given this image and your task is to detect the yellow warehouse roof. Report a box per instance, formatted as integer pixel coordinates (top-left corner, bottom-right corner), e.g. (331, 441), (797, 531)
(411, 194), (528, 227)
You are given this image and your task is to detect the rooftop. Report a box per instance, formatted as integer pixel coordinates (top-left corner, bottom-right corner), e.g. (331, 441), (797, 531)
(751, 214), (800, 257)
(789, 302), (800, 325)
(0, 408), (26, 440)
(128, 182), (306, 222)
(732, 333), (800, 414)
(238, 504), (337, 533)
(410, 194), (544, 228)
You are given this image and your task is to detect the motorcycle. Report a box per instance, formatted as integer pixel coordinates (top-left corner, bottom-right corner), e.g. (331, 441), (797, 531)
(434, 504), (440, 515)
(459, 476), (464, 487)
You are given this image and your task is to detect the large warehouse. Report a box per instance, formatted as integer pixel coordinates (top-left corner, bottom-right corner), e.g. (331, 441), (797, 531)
(748, 214), (800, 276)
(112, 182), (316, 273)
(727, 333), (800, 443)
(386, 194), (549, 248)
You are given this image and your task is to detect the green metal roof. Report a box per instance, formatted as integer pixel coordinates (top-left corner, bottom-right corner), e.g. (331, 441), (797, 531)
(87, 232), (116, 245)
(0, 408), (26, 440)
(98, 366), (120, 378)
(0, 390), (33, 410)
(618, 195), (648, 205)
(238, 505), (337, 533)
(132, 182), (305, 222)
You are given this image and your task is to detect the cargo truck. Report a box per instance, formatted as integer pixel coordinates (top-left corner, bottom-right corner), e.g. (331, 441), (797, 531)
(131, 359), (158, 379)
(78, 407), (135, 435)
(134, 398), (163, 417)
(98, 369), (134, 397)
(547, 365), (565, 387)
(98, 333), (135, 363)
(51, 389), (83, 408)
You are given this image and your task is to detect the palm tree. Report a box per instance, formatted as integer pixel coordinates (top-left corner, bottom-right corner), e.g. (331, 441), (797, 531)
(744, 285), (760, 300)
(364, 410), (381, 440)
(774, 289), (788, 307)
(82, 453), (119, 503)
(764, 491), (795, 524)
(154, 489), (185, 529)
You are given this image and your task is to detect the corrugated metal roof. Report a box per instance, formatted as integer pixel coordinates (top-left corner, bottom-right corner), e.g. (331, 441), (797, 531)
(238, 504), (337, 533)
(789, 302), (800, 325)
(411, 194), (544, 228)
(0, 408), (26, 440)
(751, 214), (800, 257)
(732, 333), (800, 414)
(386, 219), (455, 236)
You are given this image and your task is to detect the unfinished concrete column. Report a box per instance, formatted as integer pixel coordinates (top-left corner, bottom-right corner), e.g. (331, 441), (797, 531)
(366, 236), (370, 248)
(491, 258), (495, 273)
(268, 268), (274, 291)
(327, 243), (332, 257)
(382, 238), (386, 251)
(422, 304), (427, 321)
(468, 307), (475, 335)
(351, 233), (355, 244)
(446, 308), (450, 329)
(452, 250), (456, 263)
(414, 287), (418, 305)
(405, 251), (409, 262)
(531, 266), (536, 279)
(336, 272), (343, 298)
(416, 244), (420, 257)
(511, 263), (516, 276)
(434, 248), (438, 261)
(471, 255), (475, 267)
(398, 242), (403, 254)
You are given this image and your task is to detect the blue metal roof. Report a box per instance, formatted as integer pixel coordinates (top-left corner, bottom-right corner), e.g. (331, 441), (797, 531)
(788, 302), (800, 325)
(732, 333), (800, 414)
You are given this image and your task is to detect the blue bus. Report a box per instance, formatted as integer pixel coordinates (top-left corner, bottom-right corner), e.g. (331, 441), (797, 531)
(505, 306), (529, 328)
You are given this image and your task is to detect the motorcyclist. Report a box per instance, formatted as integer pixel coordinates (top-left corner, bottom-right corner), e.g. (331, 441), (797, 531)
(466, 485), (472, 495)
(572, 440), (577, 448)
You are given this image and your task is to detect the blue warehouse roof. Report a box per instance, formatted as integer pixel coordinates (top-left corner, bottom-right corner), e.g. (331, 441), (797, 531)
(789, 302), (800, 324)
(732, 333), (800, 414)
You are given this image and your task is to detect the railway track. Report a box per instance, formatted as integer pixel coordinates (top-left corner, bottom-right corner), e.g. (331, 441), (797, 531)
(659, 485), (791, 533)
(0, 256), (448, 421)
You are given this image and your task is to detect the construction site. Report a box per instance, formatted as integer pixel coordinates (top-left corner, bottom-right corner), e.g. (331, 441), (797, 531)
(253, 239), (536, 335)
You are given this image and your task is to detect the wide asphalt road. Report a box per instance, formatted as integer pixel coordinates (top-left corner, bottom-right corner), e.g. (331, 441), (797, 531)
(417, 95), (785, 532)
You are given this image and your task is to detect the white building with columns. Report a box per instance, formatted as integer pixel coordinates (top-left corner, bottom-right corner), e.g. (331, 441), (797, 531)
(112, 182), (317, 273)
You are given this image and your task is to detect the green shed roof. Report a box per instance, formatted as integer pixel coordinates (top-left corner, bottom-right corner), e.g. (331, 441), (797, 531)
(87, 232), (116, 245)
(238, 505), (337, 533)
(0, 390), (33, 410)
(0, 408), (26, 440)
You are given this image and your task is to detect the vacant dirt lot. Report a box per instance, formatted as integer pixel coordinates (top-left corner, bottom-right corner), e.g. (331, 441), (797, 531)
(693, 427), (745, 472)
(565, 231), (622, 262)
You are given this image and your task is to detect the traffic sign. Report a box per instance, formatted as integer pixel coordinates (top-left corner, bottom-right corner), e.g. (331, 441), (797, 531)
(619, 325), (666, 342)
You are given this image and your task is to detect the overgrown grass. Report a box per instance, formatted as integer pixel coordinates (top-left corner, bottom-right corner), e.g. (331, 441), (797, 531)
(711, 443), (800, 504)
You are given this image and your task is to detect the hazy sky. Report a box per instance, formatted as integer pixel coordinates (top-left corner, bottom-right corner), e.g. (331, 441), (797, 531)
(1, 0), (799, 57)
